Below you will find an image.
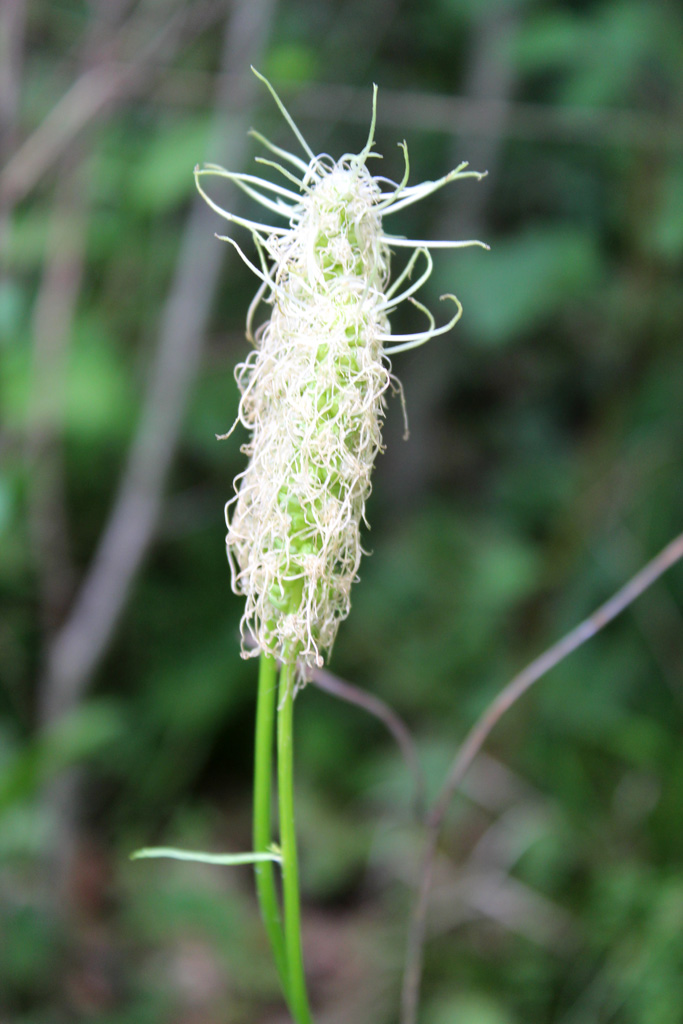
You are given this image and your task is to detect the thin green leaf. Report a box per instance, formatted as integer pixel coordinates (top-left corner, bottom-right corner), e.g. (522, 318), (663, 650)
(131, 847), (282, 866)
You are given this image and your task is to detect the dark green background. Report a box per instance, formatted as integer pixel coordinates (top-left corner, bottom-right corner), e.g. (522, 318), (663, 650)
(2, 0), (683, 1021)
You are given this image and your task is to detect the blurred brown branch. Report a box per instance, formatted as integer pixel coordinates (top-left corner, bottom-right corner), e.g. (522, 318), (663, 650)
(38, 0), (277, 727)
(26, 157), (85, 636)
(293, 84), (683, 152)
(25, 0), (121, 641)
(125, 73), (683, 152)
(0, 0), (226, 208)
(0, 0), (26, 246)
(401, 528), (683, 1024)
(382, 0), (519, 513)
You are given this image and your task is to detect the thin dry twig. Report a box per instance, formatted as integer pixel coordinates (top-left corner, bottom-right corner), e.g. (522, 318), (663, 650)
(310, 665), (426, 818)
(603, 526), (683, 710)
(243, 629), (426, 818)
(401, 528), (683, 1024)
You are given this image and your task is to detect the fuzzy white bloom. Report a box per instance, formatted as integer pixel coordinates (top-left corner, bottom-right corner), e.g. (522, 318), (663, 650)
(197, 71), (487, 670)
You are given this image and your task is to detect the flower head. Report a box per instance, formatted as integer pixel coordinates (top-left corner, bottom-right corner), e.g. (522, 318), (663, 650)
(197, 70), (487, 670)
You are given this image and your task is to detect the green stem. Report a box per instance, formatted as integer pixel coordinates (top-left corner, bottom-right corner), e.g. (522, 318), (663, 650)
(254, 654), (290, 1000)
(278, 658), (314, 1024)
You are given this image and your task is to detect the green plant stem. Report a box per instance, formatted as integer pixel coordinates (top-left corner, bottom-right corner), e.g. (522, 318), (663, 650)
(254, 653), (290, 1001)
(278, 658), (314, 1024)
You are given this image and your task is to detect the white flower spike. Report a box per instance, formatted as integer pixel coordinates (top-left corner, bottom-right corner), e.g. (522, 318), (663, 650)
(197, 69), (487, 671)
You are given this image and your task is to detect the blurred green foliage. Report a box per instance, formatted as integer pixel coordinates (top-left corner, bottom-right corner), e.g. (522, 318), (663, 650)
(1, 0), (682, 1021)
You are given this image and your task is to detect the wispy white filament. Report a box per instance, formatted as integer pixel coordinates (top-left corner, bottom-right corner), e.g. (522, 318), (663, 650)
(197, 71), (486, 670)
